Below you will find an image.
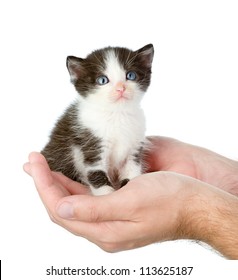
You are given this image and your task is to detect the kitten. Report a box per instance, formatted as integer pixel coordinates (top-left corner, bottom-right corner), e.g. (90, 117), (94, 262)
(42, 44), (154, 195)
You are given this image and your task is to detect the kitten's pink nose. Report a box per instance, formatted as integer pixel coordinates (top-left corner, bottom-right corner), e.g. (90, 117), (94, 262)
(116, 82), (126, 95)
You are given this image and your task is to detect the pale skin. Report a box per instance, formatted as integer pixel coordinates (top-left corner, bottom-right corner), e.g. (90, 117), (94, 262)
(23, 136), (238, 259)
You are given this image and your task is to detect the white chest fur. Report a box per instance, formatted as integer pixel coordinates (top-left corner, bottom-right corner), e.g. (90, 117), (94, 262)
(77, 101), (145, 164)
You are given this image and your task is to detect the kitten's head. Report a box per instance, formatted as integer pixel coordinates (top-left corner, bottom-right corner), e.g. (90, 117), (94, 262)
(66, 44), (154, 107)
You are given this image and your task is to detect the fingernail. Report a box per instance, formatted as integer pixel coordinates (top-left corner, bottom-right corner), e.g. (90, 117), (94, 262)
(57, 202), (74, 219)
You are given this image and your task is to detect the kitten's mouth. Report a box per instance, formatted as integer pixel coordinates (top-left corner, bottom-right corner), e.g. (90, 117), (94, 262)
(114, 92), (131, 102)
(116, 95), (129, 101)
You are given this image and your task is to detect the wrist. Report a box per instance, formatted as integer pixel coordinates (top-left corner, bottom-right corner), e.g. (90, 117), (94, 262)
(179, 180), (238, 259)
(197, 148), (238, 196)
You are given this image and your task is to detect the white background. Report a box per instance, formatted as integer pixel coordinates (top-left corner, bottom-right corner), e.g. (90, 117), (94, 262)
(0, 0), (238, 279)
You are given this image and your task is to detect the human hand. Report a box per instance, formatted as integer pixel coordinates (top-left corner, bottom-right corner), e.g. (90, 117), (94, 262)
(24, 138), (238, 258)
(146, 136), (238, 196)
(23, 152), (203, 251)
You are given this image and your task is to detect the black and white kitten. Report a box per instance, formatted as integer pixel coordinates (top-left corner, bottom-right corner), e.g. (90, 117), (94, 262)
(42, 44), (154, 195)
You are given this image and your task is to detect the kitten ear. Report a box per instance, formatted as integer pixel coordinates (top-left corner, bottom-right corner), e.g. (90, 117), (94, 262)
(66, 56), (84, 83)
(136, 44), (154, 68)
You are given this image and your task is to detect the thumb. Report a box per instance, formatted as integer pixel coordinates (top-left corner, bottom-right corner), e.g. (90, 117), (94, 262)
(56, 189), (132, 222)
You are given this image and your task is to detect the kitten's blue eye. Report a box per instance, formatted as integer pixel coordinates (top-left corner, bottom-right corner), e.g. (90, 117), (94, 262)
(126, 71), (137, 81)
(96, 75), (109, 85)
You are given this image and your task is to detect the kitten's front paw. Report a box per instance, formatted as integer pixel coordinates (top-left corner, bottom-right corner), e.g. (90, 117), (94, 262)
(90, 185), (115, 196)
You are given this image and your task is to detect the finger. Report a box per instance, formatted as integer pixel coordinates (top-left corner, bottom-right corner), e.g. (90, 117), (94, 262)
(26, 152), (89, 195)
(29, 152), (54, 189)
(144, 136), (163, 171)
(23, 151), (43, 175)
(52, 172), (89, 195)
(28, 152), (70, 212)
(145, 136), (179, 171)
(56, 187), (135, 222)
(23, 162), (31, 175)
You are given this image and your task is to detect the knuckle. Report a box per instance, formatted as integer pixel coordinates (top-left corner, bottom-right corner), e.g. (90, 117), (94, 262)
(99, 242), (119, 253)
(49, 213), (59, 224)
(87, 200), (100, 222)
